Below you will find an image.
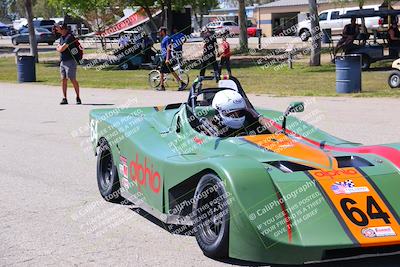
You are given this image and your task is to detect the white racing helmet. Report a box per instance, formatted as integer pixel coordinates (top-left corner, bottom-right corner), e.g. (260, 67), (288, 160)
(212, 90), (246, 129)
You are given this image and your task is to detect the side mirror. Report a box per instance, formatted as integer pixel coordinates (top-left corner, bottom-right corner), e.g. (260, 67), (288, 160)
(282, 102), (304, 132)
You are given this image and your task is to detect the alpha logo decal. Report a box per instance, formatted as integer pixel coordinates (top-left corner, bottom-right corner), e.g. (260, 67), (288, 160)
(129, 153), (162, 194)
(362, 226), (396, 238)
(331, 180), (369, 195)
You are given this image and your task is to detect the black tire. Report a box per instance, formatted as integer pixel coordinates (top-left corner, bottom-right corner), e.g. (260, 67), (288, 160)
(299, 29), (311, 42)
(48, 42), (54, 45)
(192, 174), (230, 258)
(388, 70), (400, 89)
(12, 38), (18, 46)
(96, 140), (123, 203)
(361, 55), (371, 70)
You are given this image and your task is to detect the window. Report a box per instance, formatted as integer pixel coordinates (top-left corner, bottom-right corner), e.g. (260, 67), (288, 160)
(319, 12), (328, 21)
(224, 22), (233, 26)
(331, 11), (340, 20)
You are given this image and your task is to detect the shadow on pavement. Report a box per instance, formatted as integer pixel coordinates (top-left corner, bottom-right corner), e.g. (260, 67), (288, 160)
(81, 103), (114, 106)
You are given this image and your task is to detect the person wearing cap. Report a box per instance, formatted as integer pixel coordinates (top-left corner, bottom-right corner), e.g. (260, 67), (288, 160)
(158, 27), (186, 91)
(55, 23), (81, 105)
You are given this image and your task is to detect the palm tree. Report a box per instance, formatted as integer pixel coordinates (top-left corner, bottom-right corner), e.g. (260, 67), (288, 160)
(309, 0), (321, 66)
(238, 0), (248, 51)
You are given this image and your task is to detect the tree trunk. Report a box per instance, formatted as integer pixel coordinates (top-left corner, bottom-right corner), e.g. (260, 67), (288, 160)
(238, 0), (248, 51)
(308, 0), (321, 66)
(24, 0), (38, 62)
(143, 5), (158, 32)
(165, 0), (173, 34)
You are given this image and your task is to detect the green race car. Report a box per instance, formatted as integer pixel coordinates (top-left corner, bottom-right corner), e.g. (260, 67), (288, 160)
(90, 76), (400, 265)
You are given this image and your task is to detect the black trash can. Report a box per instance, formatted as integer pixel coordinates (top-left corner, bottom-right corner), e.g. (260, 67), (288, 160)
(336, 54), (362, 94)
(16, 55), (36, 82)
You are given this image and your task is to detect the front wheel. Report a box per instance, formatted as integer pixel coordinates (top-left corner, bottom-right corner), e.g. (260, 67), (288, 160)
(361, 55), (371, 70)
(12, 38), (18, 45)
(192, 174), (230, 258)
(388, 70), (400, 88)
(96, 140), (123, 203)
(148, 69), (161, 88)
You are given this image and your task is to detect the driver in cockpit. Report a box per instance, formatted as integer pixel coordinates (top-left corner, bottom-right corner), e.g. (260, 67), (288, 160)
(201, 89), (279, 137)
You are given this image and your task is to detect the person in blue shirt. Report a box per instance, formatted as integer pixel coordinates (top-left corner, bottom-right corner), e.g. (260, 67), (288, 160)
(158, 27), (186, 91)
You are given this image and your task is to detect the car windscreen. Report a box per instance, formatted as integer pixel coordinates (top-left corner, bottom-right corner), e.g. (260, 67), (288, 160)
(40, 20), (56, 26)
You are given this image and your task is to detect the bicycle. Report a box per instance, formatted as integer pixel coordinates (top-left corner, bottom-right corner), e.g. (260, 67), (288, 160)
(148, 50), (189, 90)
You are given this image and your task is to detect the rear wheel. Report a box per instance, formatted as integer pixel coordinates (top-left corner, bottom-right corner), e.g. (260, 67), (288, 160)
(148, 69), (161, 88)
(12, 38), (18, 45)
(96, 140), (123, 203)
(193, 174), (230, 258)
(388, 70), (400, 88)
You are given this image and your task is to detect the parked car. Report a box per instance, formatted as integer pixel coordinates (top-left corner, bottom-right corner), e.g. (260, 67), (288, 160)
(11, 27), (57, 45)
(206, 20), (261, 37)
(206, 21), (240, 36)
(0, 22), (14, 36)
(33, 19), (56, 32)
(297, 5), (382, 41)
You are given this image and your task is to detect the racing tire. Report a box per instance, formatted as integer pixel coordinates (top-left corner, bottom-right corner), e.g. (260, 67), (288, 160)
(96, 140), (123, 203)
(388, 70), (400, 89)
(193, 174), (230, 259)
(148, 69), (161, 89)
(361, 55), (371, 70)
(299, 29), (311, 42)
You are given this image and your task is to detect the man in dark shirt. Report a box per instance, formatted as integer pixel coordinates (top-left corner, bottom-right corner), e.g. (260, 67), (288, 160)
(333, 18), (360, 59)
(200, 28), (219, 79)
(55, 23), (81, 105)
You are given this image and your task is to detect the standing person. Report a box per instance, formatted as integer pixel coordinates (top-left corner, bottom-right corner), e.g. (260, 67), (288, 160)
(171, 27), (186, 65)
(55, 23), (81, 105)
(158, 27), (187, 91)
(333, 18), (359, 60)
(218, 35), (232, 76)
(200, 28), (219, 79)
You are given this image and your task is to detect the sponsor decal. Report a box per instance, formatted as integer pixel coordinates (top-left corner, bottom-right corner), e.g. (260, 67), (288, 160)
(119, 156), (128, 179)
(362, 226), (396, 238)
(331, 180), (370, 195)
(129, 153), (162, 194)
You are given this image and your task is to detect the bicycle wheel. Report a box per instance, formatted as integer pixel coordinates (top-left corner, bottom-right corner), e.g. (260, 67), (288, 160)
(179, 72), (190, 89)
(148, 70), (161, 89)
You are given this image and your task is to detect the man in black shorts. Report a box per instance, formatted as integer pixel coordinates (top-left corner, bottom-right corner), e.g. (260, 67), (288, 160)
(200, 28), (219, 79)
(158, 27), (186, 91)
(55, 23), (81, 104)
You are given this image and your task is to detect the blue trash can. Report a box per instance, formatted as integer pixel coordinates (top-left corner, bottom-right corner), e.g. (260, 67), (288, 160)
(17, 55), (36, 82)
(336, 54), (362, 94)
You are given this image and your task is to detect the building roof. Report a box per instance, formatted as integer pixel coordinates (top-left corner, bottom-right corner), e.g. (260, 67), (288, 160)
(259, 0), (330, 8)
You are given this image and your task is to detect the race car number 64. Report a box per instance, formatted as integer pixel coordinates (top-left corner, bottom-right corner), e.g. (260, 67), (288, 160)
(340, 196), (391, 227)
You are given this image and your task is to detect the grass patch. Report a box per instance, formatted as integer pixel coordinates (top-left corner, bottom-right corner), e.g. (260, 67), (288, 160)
(1, 56), (399, 97)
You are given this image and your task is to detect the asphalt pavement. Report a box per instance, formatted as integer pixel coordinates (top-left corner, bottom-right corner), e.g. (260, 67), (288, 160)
(1, 82), (400, 266)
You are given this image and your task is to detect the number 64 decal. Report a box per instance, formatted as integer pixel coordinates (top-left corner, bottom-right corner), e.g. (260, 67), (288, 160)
(340, 196), (391, 227)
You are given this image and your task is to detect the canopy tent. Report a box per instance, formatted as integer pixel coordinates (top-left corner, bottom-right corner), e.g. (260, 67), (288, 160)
(96, 8), (161, 37)
(340, 9), (400, 19)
